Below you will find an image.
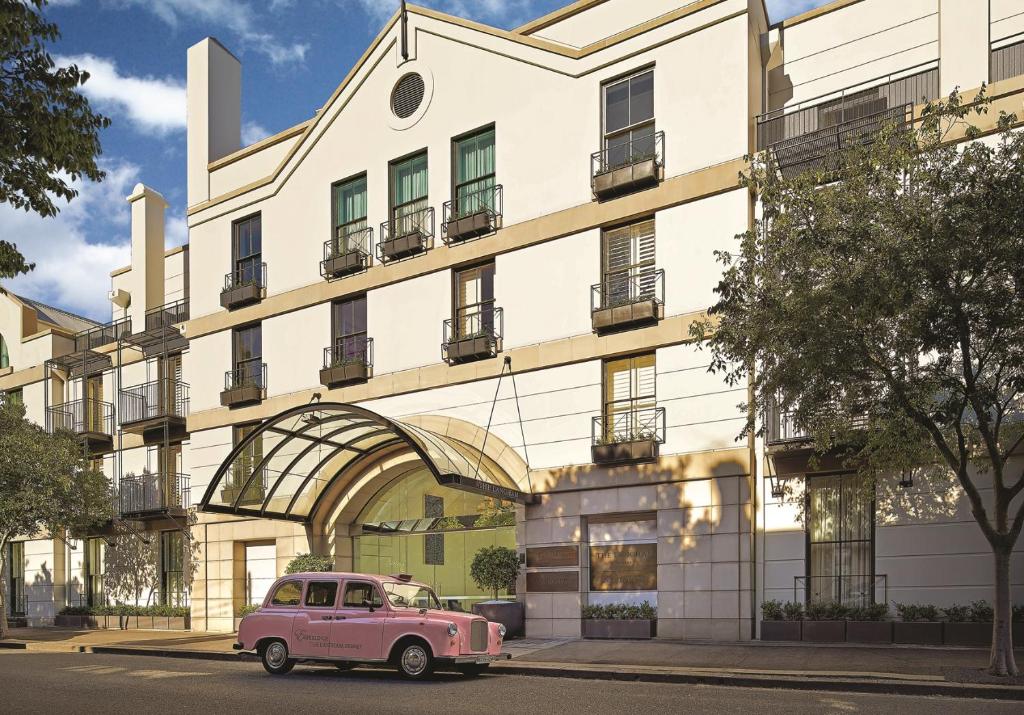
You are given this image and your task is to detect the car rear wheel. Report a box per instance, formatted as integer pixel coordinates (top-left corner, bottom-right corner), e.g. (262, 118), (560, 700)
(458, 663), (489, 677)
(261, 640), (295, 675)
(396, 642), (434, 680)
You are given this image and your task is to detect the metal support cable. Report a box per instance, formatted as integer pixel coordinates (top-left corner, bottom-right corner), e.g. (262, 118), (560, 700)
(472, 356), (510, 482)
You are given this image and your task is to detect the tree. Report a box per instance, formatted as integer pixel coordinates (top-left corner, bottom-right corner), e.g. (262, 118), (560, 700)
(469, 545), (519, 601)
(0, 0), (110, 278)
(284, 552), (334, 574)
(102, 521), (159, 607)
(694, 88), (1024, 676)
(0, 399), (111, 638)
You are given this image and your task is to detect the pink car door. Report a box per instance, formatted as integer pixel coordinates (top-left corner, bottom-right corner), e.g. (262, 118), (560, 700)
(289, 578), (341, 658)
(330, 580), (386, 660)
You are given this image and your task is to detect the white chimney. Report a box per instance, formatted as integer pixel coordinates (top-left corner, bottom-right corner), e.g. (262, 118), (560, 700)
(126, 183), (167, 329)
(187, 37), (241, 207)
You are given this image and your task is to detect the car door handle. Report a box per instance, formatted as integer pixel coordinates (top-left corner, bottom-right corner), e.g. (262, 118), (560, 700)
(321, 615), (333, 621)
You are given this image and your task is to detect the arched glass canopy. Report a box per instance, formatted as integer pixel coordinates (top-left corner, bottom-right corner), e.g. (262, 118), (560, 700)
(199, 402), (533, 523)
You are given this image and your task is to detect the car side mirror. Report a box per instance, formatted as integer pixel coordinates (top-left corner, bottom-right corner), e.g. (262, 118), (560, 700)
(361, 598), (375, 612)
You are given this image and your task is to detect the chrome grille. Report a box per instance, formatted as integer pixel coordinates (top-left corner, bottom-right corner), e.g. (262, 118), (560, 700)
(471, 620), (488, 652)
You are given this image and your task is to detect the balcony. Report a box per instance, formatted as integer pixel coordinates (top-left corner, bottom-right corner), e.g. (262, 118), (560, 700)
(591, 269), (664, 333)
(45, 398), (114, 452)
(73, 317), (132, 353)
(442, 185), (503, 244)
(119, 378), (189, 441)
(320, 336), (373, 388)
(221, 362), (266, 407)
(118, 472), (190, 519)
(321, 225), (372, 280)
(442, 306), (503, 364)
(591, 131), (664, 201)
(378, 206), (434, 263)
(220, 258), (266, 310)
(122, 299), (189, 357)
(591, 405), (665, 464)
(144, 298), (189, 331)
(766, 401), (811, 446)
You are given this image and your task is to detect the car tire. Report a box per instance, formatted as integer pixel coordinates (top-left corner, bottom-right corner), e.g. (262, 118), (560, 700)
(457, 664), (489, 677)
(396, 642), (434, 680)
(260, 640), (295, 675)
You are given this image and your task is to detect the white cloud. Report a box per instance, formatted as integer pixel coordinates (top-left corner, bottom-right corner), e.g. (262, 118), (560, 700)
(1, 162), (142, 321)
(56, 54), (185, 135)
(242, 120), (271, 146)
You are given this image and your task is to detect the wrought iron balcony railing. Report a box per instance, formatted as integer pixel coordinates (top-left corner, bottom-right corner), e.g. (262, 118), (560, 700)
(766, 400), (869, 445)
(379, 206), (435, 262)
(321, 336), (373, 387)
(591, 404), (666, 464)
(225, 361), (266, 392)
(321, 225), (372, 279)
(591, 131), (664, 199)
(221, 258), (267, 309)
(442, 306), (503, 364)
(591, 268), (664, 332)
(119, 378), (189, 426)
(796, 574), (887, 609)
(46, 398), (114, 437)
(442, 184), (503, 244)
(144, 299), (190, 332)
(118, 472), (190, 517)
(73, 317), (131, 353)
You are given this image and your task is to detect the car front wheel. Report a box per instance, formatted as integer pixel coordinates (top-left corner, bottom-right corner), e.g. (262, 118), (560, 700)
(396, 642), (434, 680)
(261, 640), (295, 675)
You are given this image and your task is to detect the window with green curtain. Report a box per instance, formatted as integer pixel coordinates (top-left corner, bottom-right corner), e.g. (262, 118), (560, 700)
(390, 151), (428, 225)
(0, 332), (8, 369)
(806, 473), (874, 607)
(454, 128), (495, 217)
(332, 174), (367, 249)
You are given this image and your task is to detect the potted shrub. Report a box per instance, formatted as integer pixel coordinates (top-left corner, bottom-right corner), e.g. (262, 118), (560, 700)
(760, 600), (802, 641)
(845, 603), (892, 643)
(592, 428), (659, 464)
(802, 600), (848, 642)
(284, 552), (335, 574)
(469, 546), (524, 638)
(943, 600), (992, 646)
(893, 603), (943, 644)
(582, 602), (657, 639)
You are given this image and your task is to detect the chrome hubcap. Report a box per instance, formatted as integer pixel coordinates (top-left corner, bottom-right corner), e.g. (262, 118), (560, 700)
(266, 642), (287, 668)
(402, 646), (427, 675)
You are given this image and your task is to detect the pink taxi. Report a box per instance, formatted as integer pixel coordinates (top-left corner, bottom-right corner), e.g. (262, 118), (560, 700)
(235, 572), (510, 679)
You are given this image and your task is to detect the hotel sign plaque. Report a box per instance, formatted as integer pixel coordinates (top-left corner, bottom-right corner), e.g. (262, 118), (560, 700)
(526, 570), (579, 592)
(526, 546), (579, 568)
(589, 543), (657, 591)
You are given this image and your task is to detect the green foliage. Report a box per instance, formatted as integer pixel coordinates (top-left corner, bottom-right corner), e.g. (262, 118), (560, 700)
(102, 512), (159, 606)
(473, 499), (516, 528)
(237, 603), (260, 618)
(284, 553), (335, 574)
(804, 601), (850, 621)
(848, 603), (889, 621)
(761, 599), (784, 621)
(0, 399), (111, 638)
(895, 603), (940, 622)
(469, 545), (519, 600)
(0, 0), (111, 278)
(59, 605), (189, 617)
(782, 601), (804, 621)
(1013, 605), (1024, 624)
(969, 600), (994, 623)
(581, 602), (657, 620)
(943, 604), (971, 623)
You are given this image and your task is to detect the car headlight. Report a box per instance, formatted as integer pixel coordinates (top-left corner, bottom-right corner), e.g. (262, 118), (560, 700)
(497, 624), (507, 638)
(447, 622), (459, 637)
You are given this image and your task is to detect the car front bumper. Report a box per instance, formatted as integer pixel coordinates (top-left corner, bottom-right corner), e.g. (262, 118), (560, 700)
(437, 653), (512, 665)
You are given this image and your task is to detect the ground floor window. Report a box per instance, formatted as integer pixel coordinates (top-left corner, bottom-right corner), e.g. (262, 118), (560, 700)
(8, 542), (25, 617)
(85, 538), (105, 607)
(160, 531), (186, 607)
(806, 473), (874, 607)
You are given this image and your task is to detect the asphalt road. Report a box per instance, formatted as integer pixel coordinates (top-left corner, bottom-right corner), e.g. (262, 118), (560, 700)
(0, 650), (1016, 715)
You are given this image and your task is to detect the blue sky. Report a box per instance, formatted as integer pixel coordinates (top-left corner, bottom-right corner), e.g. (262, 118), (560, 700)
(2, 0), (829, 321)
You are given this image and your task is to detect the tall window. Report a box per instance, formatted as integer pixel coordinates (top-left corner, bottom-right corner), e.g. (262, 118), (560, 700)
(232, 214), (263, 286)
(424, 494), (444, 566)
(160, 531), (185, 607)
(603, 68), (654, 168)
(602, 354), (656, 442)
(2, 388), (23, 407)
(453, 127), (495, 218)
(229, 423), (265, 505)
(390, 151), (428, 235)
(806, 474), (875, 607)
(8, 541), (25, 617)
(602, 219), (656, 308)
(233, 324), (262, 387)
(158, 353), (183, 416)
(85, 538), (105, 607)
(332, 174), (367, 252)
(0, 332), (8, 369)
(454, 262), (495, 339)
(84, 375), (103, 433)
(331, 295), (368, 365)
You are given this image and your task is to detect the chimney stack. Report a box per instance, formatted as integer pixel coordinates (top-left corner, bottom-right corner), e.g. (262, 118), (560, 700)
(187, 37), (241, 207)
(126, 183), (167, 329)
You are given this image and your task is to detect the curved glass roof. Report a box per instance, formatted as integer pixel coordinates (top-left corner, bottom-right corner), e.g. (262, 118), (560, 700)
(199, 402), (533, 523)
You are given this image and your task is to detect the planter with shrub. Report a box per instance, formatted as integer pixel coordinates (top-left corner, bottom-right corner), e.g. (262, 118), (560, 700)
(942, 601), (992, 646)
(581, 602), (657, 639)
(760, 600), (802, 641)
(284, 552), (335, 574)
(56, 605), (191, 630)
(801, 601), (847, 642)
(845, 603), (893, 644)
(893, 603), (942, 644)
(469, 546), (524, 638)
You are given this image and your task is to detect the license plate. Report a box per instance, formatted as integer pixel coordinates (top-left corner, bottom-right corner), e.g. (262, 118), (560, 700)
(476, 656), (491, 664)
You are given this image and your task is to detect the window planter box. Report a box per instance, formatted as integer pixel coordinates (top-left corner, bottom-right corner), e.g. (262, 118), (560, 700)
(893, 621), (943, 645)
(446, 210), (494, 243)
(582, 619), (657, 640)
(220, 282), (262, 310)
(760, 620), (802, 641)
(220, 383), (263, 407)
(592, 439), (658, 464)
(846, 621), (893, 644)
(381, 232), (427, 261)
(592, 299), (661, 333)
(472, 601), (524, 639)
(445, 335), (495, 363)
(943, 622), (991, 646)
(593, 158), (660, 200)
(320, 362), (369, 387)
(801, 620), (846, 642)
(167, 617), (190, 631)
(321, 250), (367, 279)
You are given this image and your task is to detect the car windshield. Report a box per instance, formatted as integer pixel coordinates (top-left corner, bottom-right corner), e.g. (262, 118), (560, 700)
(382, 582), (443, 610)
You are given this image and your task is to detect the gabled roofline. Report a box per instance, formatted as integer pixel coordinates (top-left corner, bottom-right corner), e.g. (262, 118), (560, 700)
(770, 0), (865, 30)
(514, 0), (612, 36)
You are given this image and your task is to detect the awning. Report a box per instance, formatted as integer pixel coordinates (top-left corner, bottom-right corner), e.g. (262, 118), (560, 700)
(199, 402), (534, 523)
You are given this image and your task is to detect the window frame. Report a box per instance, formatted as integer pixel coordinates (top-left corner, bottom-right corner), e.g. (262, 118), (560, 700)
(340, 580), (385, 610)
(159, 531), (185, 607)
(304, 580), (341, 609)
(601, 352), (657, 442)
(331, 172), (368, 242)
(331, 294), (368, 362)
(450, 124), (496, 217)
(452, 260), (496, 339)
(388, 149), (429, 225)
(268, 579), (304, 608)
(600, 217), (656, 307)
(600, 66), (655, 163)
(231, 213), (263, 285)
(232, 323), (263, 385)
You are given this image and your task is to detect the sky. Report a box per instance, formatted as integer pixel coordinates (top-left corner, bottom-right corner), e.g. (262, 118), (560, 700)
(2, 0), (830, 321)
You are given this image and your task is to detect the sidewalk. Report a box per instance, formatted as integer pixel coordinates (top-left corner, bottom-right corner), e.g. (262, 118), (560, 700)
(3, 627), (1023, 700)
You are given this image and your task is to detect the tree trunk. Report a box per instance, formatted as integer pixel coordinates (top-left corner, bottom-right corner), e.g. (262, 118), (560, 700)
(0, 548), (8, 641)
(989, 546), (1018, 676)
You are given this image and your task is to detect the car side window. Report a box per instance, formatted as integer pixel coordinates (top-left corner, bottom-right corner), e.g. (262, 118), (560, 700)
(305, 581), (339, 608)
(269, 580), (303, 607)
(342, 582), (383, 609)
